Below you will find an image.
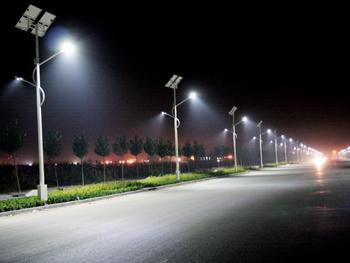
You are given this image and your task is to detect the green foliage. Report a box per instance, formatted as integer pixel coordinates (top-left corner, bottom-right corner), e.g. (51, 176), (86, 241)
(205, 166), (246, 176)
(0, 197), (45, 212)
(212, 145), (230, 158)
(264, 162), (287, 167)
(47, 181), (144, 203)
(94, 136), (111, 157)
(141, 173), (208, 187)
(182, 141), (193, 158)
(0, 120), (25, 193)
(129, 135), (143, 157)
(157, 138), (168, 158)
(143, 137), (157, 157)
(193, 141), (206, 158)
(165, 140), (175, 157)
(112, 136), (129, 157)
(0, 120), (25, 155)
(246, 165), (260, 170)
(44, 131), (63, 162)
(0, 166), (247, 213)
(0, 182), (143, 212)
(72, 133), (89, 159)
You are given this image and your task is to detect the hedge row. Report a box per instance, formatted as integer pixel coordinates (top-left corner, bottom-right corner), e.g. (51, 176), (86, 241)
(0, 166), (247, 213)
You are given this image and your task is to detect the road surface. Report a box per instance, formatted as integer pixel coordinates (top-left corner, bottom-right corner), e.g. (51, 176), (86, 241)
(1, 164), (350, 262)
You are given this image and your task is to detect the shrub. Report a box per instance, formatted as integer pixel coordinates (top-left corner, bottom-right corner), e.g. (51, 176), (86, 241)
(0, 197), (45, 212)
(0, 166), (246, 213)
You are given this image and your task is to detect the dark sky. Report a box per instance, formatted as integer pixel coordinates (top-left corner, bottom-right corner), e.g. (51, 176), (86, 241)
(0, 1), (348, 163)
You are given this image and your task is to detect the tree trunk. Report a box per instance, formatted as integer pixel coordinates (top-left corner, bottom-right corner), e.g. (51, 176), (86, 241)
(13, 155), (21, 193)
(161, 158), (164, 175)
(135, 155), (138, 178)
(54, 164), (59, 188)
(103, 157), (106, 182)
(170, 157), (173, 173)
(121, 163), (124, 180)
(81, 158), (84, 186)
(114, 163), (117, 180)
(151, 160), (154, 176)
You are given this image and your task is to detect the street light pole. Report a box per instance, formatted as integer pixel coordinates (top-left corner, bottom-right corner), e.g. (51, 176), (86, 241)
(233, 121), (237, 170)
(15, 5), (74, 201)
(173, 88), (180, 181)
(34, 24), (47, 201)
(162, 88), (194, 182)
(165, 75), (184, 181)
(15, 5), (57, 201)
(229, 107), (238, 171)
(281, 135), (288, 163)
(274, 130), (278, 165)
(257, 121), (263, 168)
(284, 142), (288, 163)
(296, 147), (300, 163)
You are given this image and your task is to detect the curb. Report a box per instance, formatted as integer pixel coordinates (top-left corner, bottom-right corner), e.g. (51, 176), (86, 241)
(0, 171), (248, 218)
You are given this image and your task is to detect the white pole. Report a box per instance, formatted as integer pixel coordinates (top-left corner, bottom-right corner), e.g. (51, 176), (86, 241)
(173, 88), (180, 181)
(258, 123), (263, 168)
(232, 115), (237, 171)
(284, 142), (288, 163)
(274, 131), (278, 165)
(296, 148), (300, 163)
(35, 24), (47, 201)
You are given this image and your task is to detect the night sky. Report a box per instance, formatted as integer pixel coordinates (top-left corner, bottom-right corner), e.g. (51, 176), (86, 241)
(0, 1), (347, 163)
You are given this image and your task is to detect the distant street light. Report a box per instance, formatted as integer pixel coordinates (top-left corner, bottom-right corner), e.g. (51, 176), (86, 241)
(15, 76), (45, 106)
(15, 4), (74, 201)
(281, 135), (288, 163)
(164, 74), (196, 181)
(227, 106), (248, 171)
(267, 129), (279, 165)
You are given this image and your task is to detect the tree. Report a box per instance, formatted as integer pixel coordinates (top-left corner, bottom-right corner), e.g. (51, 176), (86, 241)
(112, 136), (129, 179)
(44, 131), (63, 187)
(193, 141), (206, 168)
(129, 136), (143, 177)
(95, 136), (111, 182)
(157, 138), (168, 174)
(112, 136), (129, 157)
(166, 140), (175, 172)
(143, 137), (157, 175)
(213, 145), (230, 158)
(182, 141), (193, 172)
(0, 120), (25, 193)
(73, 133), (89, 185)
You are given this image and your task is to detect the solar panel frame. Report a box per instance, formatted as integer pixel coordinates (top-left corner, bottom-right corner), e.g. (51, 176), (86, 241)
(15, 4), (42, 32)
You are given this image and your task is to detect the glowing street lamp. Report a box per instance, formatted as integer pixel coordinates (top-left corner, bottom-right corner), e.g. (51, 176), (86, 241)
(281, 135), (288, 163)
(15, 4), (75, 201)
(164, 74), (196, 181)
(227, 106), (248, 171)
(15, 76), (46, 106)
(270, 130), (279, 165)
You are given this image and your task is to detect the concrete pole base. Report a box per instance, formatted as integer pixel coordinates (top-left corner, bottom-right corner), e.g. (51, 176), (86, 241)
(37, 184), (48, 201)
(176, 170), (181, 181)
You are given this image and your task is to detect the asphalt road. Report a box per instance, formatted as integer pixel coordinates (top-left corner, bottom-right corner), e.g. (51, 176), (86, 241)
(1, 164), (350, 262)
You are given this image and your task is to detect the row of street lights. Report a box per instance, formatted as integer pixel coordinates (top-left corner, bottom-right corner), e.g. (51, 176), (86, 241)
(161, 80), (322, 180)
(13, 4), (323, 199)
(223, 107), (320, 168)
